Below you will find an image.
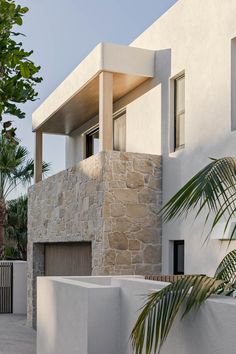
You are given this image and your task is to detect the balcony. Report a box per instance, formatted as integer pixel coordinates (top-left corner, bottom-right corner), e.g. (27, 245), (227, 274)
(32, 42), (156, 182)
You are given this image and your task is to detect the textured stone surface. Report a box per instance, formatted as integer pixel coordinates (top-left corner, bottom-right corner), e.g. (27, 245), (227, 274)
(27, 151), (162, 327)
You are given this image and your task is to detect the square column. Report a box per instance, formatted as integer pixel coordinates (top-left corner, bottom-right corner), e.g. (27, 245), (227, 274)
(99, 72), (113, 151)
(34, 131), (43, 183)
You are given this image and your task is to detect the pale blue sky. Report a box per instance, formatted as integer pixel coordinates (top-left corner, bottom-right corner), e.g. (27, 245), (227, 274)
(11, 0), (177, 196)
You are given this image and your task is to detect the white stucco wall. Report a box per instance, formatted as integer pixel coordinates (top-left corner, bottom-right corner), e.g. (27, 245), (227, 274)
(129, 0), (236, 275)
(37, 276), (120, 354)
(64, 0), (236, 275)
(37, 276), (236, 354)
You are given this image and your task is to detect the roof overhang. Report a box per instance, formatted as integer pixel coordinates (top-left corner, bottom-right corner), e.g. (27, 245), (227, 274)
(32, 43), (156, 135)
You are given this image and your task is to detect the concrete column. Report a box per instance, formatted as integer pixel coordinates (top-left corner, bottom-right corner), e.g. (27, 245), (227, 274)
(99, 72), (113, 151)
(34, 130), (43, 183)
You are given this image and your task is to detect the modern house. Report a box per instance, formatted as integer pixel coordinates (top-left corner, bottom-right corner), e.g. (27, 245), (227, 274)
(28, 0), (236, 327)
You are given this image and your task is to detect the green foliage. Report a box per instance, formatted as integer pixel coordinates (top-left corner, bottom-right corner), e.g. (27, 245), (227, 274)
(4, 243), (21, 259)
(0, 0), (42, 139)
(4, 196), (27, 260)
(161, 157), (236, 240)
(0, 135), (50, 199)
(131, 250), (236, 354)
(215, 249), (236, 287)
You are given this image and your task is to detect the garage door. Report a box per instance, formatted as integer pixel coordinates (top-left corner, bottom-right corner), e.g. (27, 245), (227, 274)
(44, 242), (92, 276)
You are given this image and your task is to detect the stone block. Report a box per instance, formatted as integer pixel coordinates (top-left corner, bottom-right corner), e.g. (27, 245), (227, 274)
(126, 172), (144, 189)
(111, 204), (125, 217)
(126, 204), (147, 218)
(138, 189), (157, 203)
(128, 239), (141, 250)
(135, 228), (157, 243)
(116, 251), (131, 265)
(104, 250), (116, 265)
(108, 232), (128, 250)
(143, 245), (161, 264)
(133, 158), (154, 174)
(113, 189), (138, 203)
(132, 254), (143, 264)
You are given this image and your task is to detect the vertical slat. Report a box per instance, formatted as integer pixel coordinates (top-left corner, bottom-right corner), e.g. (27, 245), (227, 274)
(10, 263), (13, 313)
(0, 262), (13, 314)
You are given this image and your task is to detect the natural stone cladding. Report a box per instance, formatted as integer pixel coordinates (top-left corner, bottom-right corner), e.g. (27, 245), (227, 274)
(27, 151), (162, 327)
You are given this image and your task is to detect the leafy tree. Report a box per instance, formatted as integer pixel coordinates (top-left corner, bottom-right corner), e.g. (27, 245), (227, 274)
(4, 196), (27, 260)
(0, 0), (42, 139)
(131, 157), (236, 353)
(0, 136), (49, 254)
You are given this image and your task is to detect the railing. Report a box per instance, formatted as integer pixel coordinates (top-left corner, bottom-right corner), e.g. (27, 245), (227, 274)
(0, 262), (13, 313)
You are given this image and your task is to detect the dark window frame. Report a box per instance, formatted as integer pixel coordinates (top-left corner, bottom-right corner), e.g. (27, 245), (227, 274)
(174, 74), (185, 151)
(86, 127), (99, 158)
(173, 240), (185, 275)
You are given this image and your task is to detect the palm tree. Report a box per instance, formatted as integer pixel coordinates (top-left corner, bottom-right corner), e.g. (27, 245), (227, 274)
(131, 250), (236, 353)
(131, 157), (236, 354)
(4, 196), (27, 260)
(161, 157), (236, 240)
(0, 136), (49, 253)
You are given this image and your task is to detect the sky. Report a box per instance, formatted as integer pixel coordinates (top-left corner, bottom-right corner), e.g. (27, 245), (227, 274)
(11, 0), (177, 197)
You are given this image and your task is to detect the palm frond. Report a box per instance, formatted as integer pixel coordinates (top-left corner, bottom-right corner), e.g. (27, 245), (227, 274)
(215, 249), (236, 285)
(161, 157), (236, 238)
(131, 275), (225, 354)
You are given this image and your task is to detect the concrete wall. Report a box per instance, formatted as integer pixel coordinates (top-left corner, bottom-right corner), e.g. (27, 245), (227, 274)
(37, 276), (236, 354)
(28, 151), (162, 327)
(0, 261), (27, 314)
(65, 0), (236, 276)
(12, 261), (27, 314)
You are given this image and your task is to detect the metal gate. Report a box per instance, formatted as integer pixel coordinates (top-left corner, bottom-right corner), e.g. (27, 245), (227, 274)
(0, 262), (13, 313)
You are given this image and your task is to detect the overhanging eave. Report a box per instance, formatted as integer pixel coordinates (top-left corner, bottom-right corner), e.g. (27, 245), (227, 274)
(32, 43), (156, 135)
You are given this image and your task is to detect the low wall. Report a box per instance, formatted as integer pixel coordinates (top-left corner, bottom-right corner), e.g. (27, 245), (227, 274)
(0, 261), (27, 314)
(12, 261), (27, 314)
(37, 276), (236, 354)
(37, 277), (120, 354)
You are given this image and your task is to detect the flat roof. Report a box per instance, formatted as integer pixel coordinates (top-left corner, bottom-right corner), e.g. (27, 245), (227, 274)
(32, 42), (155, 135)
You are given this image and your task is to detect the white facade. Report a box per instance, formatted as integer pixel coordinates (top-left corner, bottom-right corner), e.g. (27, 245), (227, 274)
(32, 0), (236, 276)
(37, 276), (236, 354)
(65, 0), (236, 276)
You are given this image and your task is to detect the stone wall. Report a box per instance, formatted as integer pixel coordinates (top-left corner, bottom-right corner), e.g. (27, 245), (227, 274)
(27, 151), (162, 327)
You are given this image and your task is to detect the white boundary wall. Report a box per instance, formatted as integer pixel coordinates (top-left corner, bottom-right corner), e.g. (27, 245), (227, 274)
(37, 276), (236, 354)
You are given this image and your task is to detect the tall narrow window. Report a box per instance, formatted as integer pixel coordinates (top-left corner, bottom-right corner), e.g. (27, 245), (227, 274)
(174, 74), (185, 150)
(231, 38), (236, 130)
(173, 240), (184, 275)
(113, 111), (126, 152)
(86, 128), (99, 158)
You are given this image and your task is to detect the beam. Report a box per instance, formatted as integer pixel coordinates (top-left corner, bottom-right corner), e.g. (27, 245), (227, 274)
(34, 131), (43, 183)
(99, 72), (113, 151)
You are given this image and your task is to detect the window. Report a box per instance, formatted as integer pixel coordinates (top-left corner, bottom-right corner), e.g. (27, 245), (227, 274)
(86, 127), (99, 158)
(231, 38), (236, 131)
(174, 74), (185, 150)
(173, 240), (184, 275)
(113, 111), (126, 152)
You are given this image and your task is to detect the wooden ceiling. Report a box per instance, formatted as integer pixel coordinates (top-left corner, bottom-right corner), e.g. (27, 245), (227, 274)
(38, 72), (149, 135)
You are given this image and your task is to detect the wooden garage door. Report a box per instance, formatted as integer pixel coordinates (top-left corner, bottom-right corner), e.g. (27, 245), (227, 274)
(44, 242), (92, 276)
